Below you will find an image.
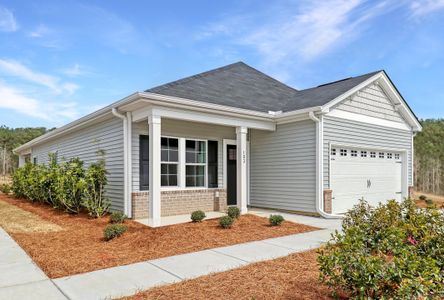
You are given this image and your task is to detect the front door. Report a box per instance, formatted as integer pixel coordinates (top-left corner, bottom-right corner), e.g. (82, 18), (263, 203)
(226, 144), (237, 205)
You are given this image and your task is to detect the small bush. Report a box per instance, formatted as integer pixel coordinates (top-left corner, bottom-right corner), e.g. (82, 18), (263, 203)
(419, 194), (427, 201)
(318, 198), (444, 299)
(227, 206), (240, 219)
(0, 183), (11, 194)
(191, 210), (206, 222)
(269, 214), (284, 226)
(104, 224), (127, 241)
(219, 215), (234, 228)
(425, 198), (434, 205)
(110, 211), (126, 223)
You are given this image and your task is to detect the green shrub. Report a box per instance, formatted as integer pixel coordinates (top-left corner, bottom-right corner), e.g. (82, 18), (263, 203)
(425, 198), (434, 205)
(269, 214), (284, 226)
(219, 215), (234, 228)
(0, 183), (11, 194)
(190, 210), (206, 222)
(419, 194), (427, 201)
(227, 206), (240, 219)
(104, 224), (127, 241)
(110, 211), (126, 223)
(318, 199), (444, 299)
(82, 160), (110, 218)
(11, 153), (110, 217)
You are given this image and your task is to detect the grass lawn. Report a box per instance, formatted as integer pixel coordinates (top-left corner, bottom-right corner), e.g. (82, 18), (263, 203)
(0, 194), (318, 278)
(413, 191), (444, 208)
(122, 250), (347, 300)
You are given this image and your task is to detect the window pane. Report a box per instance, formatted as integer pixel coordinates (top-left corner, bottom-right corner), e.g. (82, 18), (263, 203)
(186, 176), (195, 187)
(170, 150), (178, 162)
(169, 175), (177, 186)
(161, 175), (168, 186)
(186, 151), (195, 163)
(161, 149), (168, 161)
(196, 175), (204, 187)
(196, 165), (205, 175)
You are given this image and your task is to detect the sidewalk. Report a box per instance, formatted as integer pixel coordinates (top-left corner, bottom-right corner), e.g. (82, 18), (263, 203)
(0, 228), (68, 300)
(1, 212), (341, 300)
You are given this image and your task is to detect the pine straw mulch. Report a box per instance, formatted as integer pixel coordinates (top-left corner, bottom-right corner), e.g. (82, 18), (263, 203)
(0, 194), (319, 279)
(414, 191), (444, 208)
(122, 250), (348, 300)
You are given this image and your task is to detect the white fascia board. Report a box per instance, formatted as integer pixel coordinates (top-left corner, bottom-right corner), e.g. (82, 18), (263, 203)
(326, 110), (412, 131)
(377, 73), (422, 132)
(133, 106), (276, 131)
(275, 106), (323, 124)
(322, 71), (422, 132)
(14, 92), (141, 154)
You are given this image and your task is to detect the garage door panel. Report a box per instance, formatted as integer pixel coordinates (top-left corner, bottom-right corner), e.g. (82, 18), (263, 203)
(330, 147), (403, 214)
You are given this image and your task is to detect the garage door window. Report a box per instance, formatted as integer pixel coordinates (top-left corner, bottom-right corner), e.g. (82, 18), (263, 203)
(340, 149), (347, 156)
(361, 151), (367, 157)
(379, 152), (385, 159)
(351, 150), (358, 157)
(395, 153), (400, 160)
(331, 148), (336, 156)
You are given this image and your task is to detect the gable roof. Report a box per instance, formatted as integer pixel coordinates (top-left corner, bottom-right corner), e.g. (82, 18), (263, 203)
(147, 62), (381, 113)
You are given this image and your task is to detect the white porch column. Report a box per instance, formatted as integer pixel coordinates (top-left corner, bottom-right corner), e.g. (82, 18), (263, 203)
(148, 113), (161, 227)
(236, 126), (248, 214)
(18, 155), (26, 167)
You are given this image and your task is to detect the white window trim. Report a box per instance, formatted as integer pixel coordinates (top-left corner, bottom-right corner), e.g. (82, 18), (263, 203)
(160, 136), (180, 188)
(184, 138), (208, 189)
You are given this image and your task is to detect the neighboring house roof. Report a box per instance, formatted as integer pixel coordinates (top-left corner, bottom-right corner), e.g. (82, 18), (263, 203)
(147, 62), (380, 113)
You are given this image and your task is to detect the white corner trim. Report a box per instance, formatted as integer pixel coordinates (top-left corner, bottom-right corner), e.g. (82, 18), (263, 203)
(326, 109), (411, 131)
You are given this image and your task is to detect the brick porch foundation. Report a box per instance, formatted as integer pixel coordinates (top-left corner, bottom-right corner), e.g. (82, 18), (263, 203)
(131, 189), (227, 219)
(408, 186), (414, 199)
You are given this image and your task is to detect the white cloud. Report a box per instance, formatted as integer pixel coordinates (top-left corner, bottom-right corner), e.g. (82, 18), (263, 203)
(0, 59), (79, 95)
(198, 1), (400, 65)
(0, 6), (18, 32)
(0, 82), (79, 122)
(410, 0), (444, 16)
(61, 64), (91, 77)
(29, 24), (51, 38)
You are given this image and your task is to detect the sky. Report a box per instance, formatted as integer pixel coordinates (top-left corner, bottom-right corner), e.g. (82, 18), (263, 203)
(0, 0), (443, 128)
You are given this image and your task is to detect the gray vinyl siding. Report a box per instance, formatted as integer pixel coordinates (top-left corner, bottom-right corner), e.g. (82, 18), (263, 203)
(31, 116), (124, 211)
(323, 116), (413, 188)
(250, 120), (317, 213)
(333, 83), (405, 123)
(132, 119), (235, 192)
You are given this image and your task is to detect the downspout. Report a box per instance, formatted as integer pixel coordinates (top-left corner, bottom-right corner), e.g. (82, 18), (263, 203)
(308, 112), (342, 219)
(112, 108), (131, 217)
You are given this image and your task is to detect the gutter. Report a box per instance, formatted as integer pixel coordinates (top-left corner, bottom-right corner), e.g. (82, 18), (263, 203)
(111, 108), (132, 218)
(308, 112), (342, 219)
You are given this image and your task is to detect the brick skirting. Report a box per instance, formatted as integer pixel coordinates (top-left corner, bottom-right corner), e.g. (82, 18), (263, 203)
(131, 189), (227, 219)
(323, 189), (333, 214)
(408, 186), (414, 199)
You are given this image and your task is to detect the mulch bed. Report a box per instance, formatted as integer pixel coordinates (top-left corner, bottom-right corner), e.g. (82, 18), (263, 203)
(123, 250), (348, 300)
(0, 194), (318, 279)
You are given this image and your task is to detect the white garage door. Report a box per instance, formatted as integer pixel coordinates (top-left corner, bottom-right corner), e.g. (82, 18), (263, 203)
(330, 147), (403, 214)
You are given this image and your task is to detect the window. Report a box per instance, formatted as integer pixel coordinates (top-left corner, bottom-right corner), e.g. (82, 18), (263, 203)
(379, 152), (385, 159)
(186, 140), (206, 187)
(139, 135), (149, 190)
(370, 151), (376, 158)
(361, 151), (367, 157)
(161, 137), (179, 186)
(340, 149), (347, 156)
(351, 150), (358, 157)
(395, 153), (400, 160)
(331, 148), (336, 156)
(208, 141), (218, 188)
(33, 157), (38, 165)
(387, 153), (393, 159)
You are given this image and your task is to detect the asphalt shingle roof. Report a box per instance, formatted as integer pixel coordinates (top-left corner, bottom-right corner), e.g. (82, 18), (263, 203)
(146, 62), (381, 113)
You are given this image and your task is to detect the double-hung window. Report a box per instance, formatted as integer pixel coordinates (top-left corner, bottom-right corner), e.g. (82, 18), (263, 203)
(185, 139), (206, 187)
(161, 137), (179, 186)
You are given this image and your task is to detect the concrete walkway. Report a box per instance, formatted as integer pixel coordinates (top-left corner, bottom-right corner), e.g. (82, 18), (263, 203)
(0, 228), (68, 300)
(1, 211), (342, 300)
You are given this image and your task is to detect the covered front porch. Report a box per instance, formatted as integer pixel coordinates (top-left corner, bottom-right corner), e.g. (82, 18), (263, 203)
(115, 95), (276, 227)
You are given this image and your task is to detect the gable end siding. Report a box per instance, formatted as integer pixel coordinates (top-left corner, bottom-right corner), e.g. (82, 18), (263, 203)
(250, 120), (316, 213)
(333, 83), (405, 123)
(31, 116), (124, 211)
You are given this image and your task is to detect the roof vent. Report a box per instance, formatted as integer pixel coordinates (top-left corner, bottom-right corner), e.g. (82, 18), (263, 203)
(268, 110), (283, 116)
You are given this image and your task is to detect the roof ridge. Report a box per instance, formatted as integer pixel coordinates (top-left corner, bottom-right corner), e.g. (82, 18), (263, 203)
(146, 61), (247, 92)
